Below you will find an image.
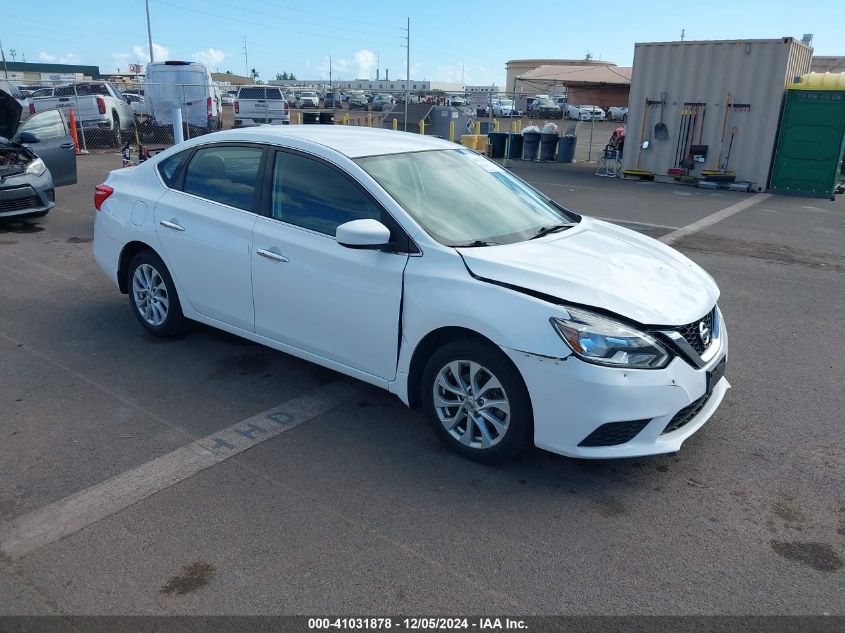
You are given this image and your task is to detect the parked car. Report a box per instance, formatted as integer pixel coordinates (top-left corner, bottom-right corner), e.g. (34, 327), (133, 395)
(221, 91), (237, 106)
(234, 86), (290, 127)
(299, 91), (320, 108)
(323, 92), (338, 109)
(371, 94), (394, 111)
(348, 95), (369, 110)
(144, 61), (222, 133)
(28, 87), (55, 99)
(32, 81), (134, 146)
(1, 89), (77, 220)
(607, 106), (628, 122)
(491, 98), (521, 118)
(566, 104), (606, 121)
(124, 93), (149, 117)
(448, 95), (467, 107)
(528, 98), (562, 119)
(93, 126), (729, 464)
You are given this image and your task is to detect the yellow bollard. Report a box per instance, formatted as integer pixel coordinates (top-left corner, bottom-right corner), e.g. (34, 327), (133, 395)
(367, 114), (372, 128)
(475, 120), (480, 136)
(392, 118), (398, 131)
(449, 120), (455, 142)
(419, 119), (425, 135)
(344, 114), (350, 125)
(297, 112), (303, 125)
(494, 118), (500, 132)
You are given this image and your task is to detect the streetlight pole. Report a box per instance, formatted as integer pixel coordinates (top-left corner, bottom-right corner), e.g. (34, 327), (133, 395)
(404, 17), (409, 132)
(0, 40), (8, 79)
(145, 0), (155, 62)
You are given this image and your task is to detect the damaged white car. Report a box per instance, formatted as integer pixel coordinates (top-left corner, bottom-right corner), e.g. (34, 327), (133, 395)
(93, 127), (728, 464)
(1, 89), (77, 220)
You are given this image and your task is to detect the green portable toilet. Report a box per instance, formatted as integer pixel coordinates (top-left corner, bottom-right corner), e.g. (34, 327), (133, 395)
(769, 72), (845, 199)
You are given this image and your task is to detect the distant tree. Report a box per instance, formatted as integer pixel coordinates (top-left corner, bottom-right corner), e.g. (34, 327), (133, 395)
(225, 70), (232, 75)
(250, 68), (260, 81)
(289, 72), (296, 80)
(275, 72), (284, 80)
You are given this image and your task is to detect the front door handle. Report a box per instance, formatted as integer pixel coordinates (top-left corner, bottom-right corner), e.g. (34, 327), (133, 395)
(257, 248), (290, 263)
(61, 142), (76, 149)
(159, 220), (185, 231)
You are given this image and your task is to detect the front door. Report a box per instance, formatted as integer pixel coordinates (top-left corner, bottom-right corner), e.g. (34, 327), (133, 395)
(154, 144), (264, 331)
(252, 150), (408, 380)
(17, 109), (77, 187)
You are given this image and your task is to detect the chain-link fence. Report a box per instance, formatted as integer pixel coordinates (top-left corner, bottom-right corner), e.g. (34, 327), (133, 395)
(20, 81), (622, 163)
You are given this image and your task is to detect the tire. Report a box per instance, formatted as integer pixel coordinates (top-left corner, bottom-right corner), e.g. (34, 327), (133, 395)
(421, 338), (532, 464)
(111, 112), (121, 147)
(127, 250), (186, 337)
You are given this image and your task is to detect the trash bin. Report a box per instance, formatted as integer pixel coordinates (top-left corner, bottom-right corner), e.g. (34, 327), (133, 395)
(507, 133), (523, 159)
(557, 135), (577, 163)
(303, 112), (320, 124)
(522, 131), (541, 160)
(319, 112), (335, 125)
(488, 132), (508, 158)
(540, 133), (559, 161)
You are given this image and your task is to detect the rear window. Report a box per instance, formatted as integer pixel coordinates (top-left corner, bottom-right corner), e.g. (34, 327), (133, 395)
(157, 150), (190, 188)
(55, 84), (109, 97)
(238, 87), (283, 100)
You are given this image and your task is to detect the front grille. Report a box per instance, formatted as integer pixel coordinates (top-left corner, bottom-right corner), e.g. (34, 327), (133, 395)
(662, 390), (713, 435)
(676, 308), (715, 355)
(578, 419), (651, 447)
(0, 196), (41, 213)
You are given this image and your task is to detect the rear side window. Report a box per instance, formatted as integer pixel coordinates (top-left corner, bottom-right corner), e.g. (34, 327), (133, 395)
(183, 146), (263, 211)
(157, 151), (190, 188)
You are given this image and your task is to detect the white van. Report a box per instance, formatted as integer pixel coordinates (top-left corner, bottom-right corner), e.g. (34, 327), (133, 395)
(144, 61), (222, 132)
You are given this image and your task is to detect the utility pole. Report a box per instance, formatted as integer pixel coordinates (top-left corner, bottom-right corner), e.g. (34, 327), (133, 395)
(403, 17), (410, 131)
(0, 40), (8, 79)
(9, 49), (16, 62)
(681, 29), (685, 42)
(145, 0), (155, 62)
(242, 37), (248, 78)
(329, 54), (332, 101)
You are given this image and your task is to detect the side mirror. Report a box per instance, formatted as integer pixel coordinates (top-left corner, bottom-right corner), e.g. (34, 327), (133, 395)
(19, 131), (40, 144)
(336, 219), (391, 250)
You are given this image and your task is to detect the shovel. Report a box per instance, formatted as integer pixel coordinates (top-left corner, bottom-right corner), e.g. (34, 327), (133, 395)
(654, 92), (668, 140)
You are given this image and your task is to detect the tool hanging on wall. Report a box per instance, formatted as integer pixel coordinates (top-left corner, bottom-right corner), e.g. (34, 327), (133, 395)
(654, 92), (669, 140)
(680, 102), (706, 170)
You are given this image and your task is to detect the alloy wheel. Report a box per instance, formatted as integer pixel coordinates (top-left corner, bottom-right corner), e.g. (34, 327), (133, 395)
(432, 360), (511, 449)
(132, 263), (169, 326)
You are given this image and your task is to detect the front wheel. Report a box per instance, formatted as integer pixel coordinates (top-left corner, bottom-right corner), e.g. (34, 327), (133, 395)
(421, 339), (532, 464)
(127, 250), (186, 337)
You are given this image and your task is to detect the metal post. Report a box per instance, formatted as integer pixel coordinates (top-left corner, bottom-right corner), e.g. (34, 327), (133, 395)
(145, 0), (155, 63)
(588, 115), (594, 163)
(172, 108), (184, 144)
(449, 120), (454, 142)
(0, 39), (8, 79)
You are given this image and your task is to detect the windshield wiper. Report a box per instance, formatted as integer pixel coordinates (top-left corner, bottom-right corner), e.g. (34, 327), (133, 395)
(454, 240), (500, 248)
(530, 224), (571, 240)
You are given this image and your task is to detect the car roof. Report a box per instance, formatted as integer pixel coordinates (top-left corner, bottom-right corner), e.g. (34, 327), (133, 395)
(194, 125), (457, 158)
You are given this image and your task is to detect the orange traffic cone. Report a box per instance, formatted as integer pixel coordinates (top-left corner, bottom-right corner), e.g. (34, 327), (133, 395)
(68, 108), (81, 154)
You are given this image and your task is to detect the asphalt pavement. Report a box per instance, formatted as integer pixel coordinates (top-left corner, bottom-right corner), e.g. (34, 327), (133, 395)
(0, 151), (843, 617)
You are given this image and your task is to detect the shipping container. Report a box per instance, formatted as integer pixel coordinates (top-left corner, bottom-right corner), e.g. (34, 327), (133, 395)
(622, 38), (812, 191)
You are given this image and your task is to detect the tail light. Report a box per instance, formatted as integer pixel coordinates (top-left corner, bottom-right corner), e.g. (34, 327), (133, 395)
(234, 100), (239, 114)
(207, 96), (212, 111)
(284, 101), (289, 112)
(28, 103), (35, 115)
(97, 97), (106, 114)
(94, 184), (114, 211)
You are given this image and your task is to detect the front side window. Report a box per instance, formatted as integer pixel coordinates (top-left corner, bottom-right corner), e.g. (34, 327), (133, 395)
(357, 149), (577, 246)
(271, 152), (380, 236)
(18, 110), (65, 140)
(182, 146), (263, 211)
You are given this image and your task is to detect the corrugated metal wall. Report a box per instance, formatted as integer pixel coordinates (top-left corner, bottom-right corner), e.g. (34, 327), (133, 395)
(623, 38), (812, 190)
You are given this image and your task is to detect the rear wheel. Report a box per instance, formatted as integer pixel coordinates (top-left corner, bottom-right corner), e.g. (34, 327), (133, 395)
(111, 113), (122, 147)
(421, 339), (532, 464)
(127, 250), (186, 337)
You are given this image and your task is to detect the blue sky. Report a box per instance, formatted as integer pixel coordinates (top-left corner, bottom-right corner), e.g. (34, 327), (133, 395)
(3, 0), (842, 84)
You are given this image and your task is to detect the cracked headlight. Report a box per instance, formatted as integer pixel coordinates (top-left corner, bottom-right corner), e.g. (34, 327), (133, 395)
(551, 307), (670, 369)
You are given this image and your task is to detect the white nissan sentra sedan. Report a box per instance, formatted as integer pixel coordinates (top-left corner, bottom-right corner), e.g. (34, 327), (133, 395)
(93, 127), (729, 464)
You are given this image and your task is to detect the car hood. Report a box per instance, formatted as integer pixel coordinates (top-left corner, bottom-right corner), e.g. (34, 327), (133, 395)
(457, 217), (718, 326)
(0, 89), (23, 140)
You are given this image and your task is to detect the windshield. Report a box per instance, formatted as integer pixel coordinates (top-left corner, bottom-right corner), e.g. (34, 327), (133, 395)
(356, 149), (577, 247)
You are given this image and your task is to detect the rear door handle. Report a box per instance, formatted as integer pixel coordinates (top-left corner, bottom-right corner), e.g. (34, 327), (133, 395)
(257, 248), (290, 263)
(159, 220), (185, 231)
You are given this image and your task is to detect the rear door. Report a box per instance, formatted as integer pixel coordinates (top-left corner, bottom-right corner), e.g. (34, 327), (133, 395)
(16, 109), (77, 187)
(153, 144), (266, 331)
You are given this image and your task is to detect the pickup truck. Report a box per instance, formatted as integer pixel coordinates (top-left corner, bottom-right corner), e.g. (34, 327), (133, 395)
(33, 81), (134, 146)
(234, 86), (289, 127)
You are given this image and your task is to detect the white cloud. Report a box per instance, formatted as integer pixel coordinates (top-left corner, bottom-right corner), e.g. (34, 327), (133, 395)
(38, 51), (78, 64)
(131, 43), (170, 63)
(352, 49), (376, 79)
(193, 47), (225, 69)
